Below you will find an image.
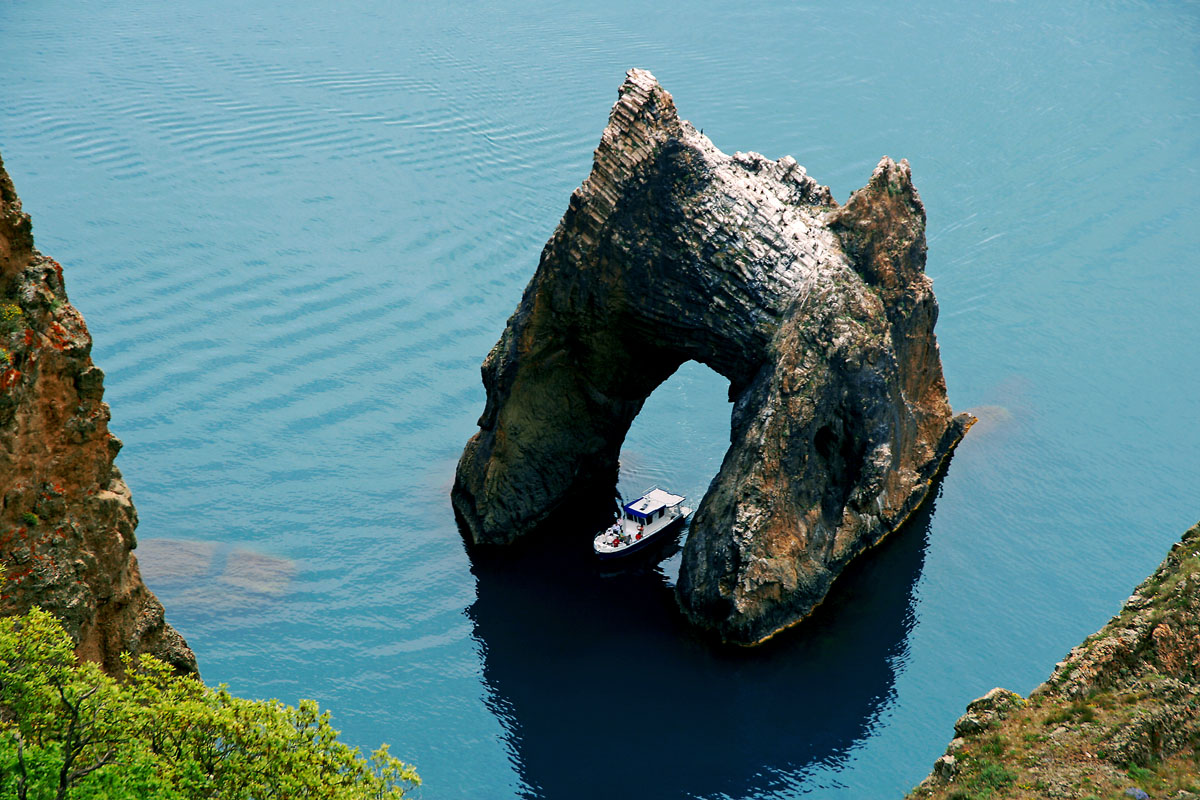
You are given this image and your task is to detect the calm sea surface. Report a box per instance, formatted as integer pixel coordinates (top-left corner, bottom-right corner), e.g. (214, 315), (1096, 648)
(2, 1), (1198, 796)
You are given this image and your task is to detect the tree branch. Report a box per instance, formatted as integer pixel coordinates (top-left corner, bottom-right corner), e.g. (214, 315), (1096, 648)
(67, 746), (117, 782)
(12, 731), (29, 800)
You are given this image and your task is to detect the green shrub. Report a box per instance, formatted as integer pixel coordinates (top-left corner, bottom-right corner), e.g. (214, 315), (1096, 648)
(1042, 702), (1095, 725)
(946, 757), (1018, 800)
(1127, 762), (1155, 781)
(20, 511), (38, 526)
(0, 303), (23, 335)
(975, 760), (1017, 790)
(0, 608), (419, 799)
(978, 735), (1007, 757)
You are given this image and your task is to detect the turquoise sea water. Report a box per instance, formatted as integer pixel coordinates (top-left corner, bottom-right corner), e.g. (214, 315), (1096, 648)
(2, 1), (1198, 796)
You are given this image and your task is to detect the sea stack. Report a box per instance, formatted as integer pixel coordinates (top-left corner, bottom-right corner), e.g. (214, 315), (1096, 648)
(452, 69), (972, 645)
(912, 521), (1200, 797)
(0, 152), (196, 675)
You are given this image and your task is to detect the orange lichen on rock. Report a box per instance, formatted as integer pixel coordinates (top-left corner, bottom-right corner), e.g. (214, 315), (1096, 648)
(0, 150), (195, 675)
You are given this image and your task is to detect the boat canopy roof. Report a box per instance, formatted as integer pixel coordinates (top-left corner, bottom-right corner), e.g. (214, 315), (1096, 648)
(623, 488), (685, 519)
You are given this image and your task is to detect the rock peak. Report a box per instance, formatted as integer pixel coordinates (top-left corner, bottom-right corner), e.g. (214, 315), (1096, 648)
(829, 156), (929, 297)
(566, 69), (683, 249)
(454, 73), (971, 645)
(0, 152), (34, 282)
(619, 67), (661, 98)
(602, 68), (681, 149)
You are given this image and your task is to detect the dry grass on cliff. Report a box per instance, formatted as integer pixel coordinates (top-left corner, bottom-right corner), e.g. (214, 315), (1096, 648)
(915, 695), (1200, 799)
(911, 523), (1200, 800)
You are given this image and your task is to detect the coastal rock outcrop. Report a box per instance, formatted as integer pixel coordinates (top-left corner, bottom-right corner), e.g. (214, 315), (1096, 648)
(911, 521), (1200, 798)
(0, 152), (196, 675)
(452, 69), (971, 644)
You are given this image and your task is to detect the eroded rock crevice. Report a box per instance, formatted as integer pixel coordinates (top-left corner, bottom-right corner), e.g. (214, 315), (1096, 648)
(453, 69), (972, 644)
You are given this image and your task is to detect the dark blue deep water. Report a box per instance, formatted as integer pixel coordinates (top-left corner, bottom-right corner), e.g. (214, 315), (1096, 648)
(2, 2), (1198, 796)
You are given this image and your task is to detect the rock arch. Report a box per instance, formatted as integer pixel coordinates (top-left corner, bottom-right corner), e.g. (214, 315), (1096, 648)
(452, 69), (972, 645)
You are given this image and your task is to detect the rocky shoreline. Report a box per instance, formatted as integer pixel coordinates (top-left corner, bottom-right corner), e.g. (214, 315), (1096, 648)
(911, 521), (1200, 799)
(0, 152), (195, 676)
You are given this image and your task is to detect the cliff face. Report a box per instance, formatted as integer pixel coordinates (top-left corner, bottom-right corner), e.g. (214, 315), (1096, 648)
(452, 68), (971, 645)
(912, 522), (1200, 799)
(0, 152), (196, 675)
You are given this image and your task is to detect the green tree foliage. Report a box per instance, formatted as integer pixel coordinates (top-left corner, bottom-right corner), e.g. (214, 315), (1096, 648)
(0, 608), (419, 799)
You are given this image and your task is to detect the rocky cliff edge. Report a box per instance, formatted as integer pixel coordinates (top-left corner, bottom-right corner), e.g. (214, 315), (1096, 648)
(912, 521), (1200, 799)
(0, 151), (196, 675)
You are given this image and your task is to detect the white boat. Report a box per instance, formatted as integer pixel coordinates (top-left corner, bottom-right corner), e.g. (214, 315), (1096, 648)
(593, 487), (692, 559)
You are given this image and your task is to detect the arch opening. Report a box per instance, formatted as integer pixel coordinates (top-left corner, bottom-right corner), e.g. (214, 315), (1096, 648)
(615, 360), (732, 581)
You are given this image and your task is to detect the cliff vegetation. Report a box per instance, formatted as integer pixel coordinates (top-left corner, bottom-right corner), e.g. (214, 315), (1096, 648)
(911, 522), (1200, 799)
(0, 605), (419, 799)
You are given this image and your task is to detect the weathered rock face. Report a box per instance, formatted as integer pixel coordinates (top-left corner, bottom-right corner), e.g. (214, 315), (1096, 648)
(911, 521), (1200, 798)
(453, 69), (971, 645)
(0, 152), (196, 675)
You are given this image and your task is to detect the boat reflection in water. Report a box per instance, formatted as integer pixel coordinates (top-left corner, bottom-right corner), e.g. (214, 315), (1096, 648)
(464, 474), (949, 800)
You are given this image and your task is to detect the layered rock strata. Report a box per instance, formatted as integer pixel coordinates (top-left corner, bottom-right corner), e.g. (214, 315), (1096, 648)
(912, 521), (1200, 798)
(453, 68), (971, 644)
(0, 152), (196, 675)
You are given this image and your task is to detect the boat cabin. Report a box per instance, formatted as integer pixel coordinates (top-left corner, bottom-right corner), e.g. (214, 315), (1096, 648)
(621, 488), (685, 524)
(595, 486), (692, 559)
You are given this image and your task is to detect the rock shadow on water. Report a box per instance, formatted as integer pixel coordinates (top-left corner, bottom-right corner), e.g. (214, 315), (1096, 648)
(464, 474), (950, 800)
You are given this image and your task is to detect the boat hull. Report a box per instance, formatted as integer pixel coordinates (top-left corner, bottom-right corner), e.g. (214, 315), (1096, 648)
(594, 512), (688, 560)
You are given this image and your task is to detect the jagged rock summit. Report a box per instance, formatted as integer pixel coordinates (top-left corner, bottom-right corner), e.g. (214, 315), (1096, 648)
(453, 69), (972, 645)
(0, 151), (196, 675)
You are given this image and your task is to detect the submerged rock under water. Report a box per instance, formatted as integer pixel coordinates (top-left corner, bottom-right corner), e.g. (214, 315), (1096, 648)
(137, 539), (296, 600)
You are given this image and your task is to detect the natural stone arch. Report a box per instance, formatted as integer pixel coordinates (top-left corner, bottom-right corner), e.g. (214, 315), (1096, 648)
(452, 69), (972, 645)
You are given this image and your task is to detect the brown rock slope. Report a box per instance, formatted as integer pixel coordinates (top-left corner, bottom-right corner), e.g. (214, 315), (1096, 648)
(453, 68), (972, 645)
(0, 152), (196, 675)
(911, 521), (1200, 799)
